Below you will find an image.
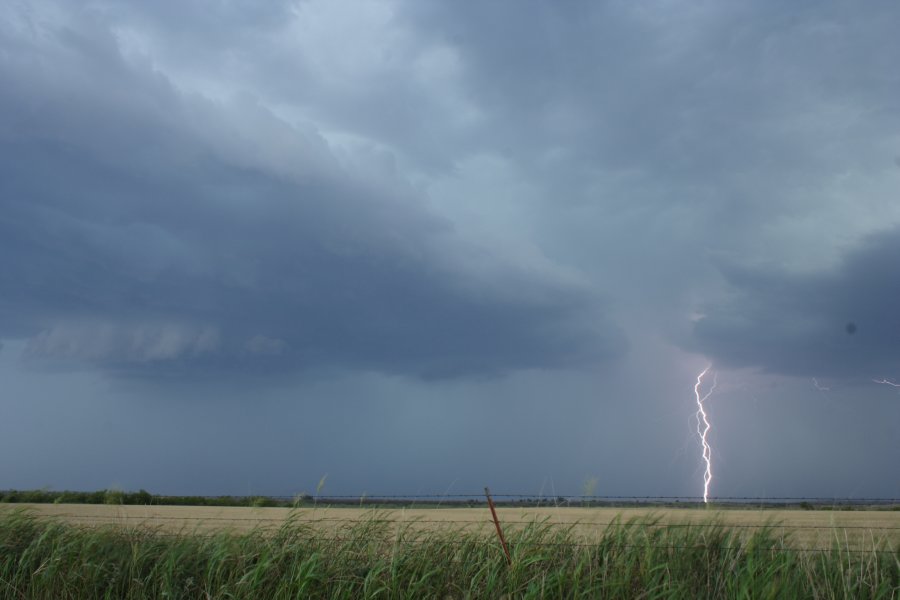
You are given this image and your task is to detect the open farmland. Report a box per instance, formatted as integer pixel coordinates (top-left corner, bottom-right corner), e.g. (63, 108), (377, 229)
(2, 505), (897, 598)
(6, 502), (899, 551)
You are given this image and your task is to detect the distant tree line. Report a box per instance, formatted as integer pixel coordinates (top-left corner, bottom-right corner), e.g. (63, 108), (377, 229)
(0, 489), (286, 507)
(1, 489), (895, 510)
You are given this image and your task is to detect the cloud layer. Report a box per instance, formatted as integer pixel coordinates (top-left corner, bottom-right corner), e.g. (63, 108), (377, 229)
(0, 3), (623, 379)
(2, 0), (899, 384)
(691, 228), (900, 378)
(1, 0), (899, 500)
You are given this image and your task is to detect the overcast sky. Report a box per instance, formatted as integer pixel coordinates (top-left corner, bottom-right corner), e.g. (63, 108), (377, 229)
(1, 0), (898, 499)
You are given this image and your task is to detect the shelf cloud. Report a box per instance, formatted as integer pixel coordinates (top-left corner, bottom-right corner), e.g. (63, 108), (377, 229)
(0, 5), (624, 380)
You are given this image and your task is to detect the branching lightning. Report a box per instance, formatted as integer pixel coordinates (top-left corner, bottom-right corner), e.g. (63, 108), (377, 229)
(694, 366), (718, 504)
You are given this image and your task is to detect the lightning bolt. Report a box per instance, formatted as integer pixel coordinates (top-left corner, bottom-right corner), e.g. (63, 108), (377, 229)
(873, 378), (900, 388)
(694, 366), (718, 504)
(811, 378), (830, 391)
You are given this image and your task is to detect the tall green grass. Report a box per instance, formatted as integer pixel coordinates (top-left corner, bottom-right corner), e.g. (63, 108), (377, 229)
(0, 510), (896, 598)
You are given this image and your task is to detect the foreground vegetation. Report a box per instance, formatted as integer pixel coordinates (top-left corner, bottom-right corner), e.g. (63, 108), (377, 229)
(1, 510), (897, 598)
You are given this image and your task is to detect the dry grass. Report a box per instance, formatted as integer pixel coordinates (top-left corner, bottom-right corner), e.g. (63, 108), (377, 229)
(6, 503), (898, 550)
(3, 507), (897, 597)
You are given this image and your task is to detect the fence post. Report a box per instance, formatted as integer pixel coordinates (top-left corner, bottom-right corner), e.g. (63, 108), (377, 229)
(484, 487), (512, 566)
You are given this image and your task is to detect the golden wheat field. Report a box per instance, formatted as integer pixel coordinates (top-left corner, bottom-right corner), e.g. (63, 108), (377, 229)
(5, 503), (898, 551)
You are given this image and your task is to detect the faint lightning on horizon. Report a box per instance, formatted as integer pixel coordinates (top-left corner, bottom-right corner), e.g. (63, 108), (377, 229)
(694, 366), (718, 504)
(873, 378), (900, 388)
(811, 378), (830, 391)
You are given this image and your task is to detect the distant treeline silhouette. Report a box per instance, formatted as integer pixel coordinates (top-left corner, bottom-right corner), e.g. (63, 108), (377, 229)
(1, 489), (897, 510)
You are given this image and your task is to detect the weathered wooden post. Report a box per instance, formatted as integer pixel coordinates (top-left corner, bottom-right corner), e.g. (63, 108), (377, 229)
(484, 487), (512, 566)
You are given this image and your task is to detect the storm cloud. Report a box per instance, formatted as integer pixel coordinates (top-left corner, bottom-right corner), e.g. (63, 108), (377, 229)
(692, 227), (900, 379)
(0, 3), (623, 379)
(1, 0), (898, 498)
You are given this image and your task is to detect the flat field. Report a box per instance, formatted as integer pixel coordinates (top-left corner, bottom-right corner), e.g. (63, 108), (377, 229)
(3, 504), (897, 597)
(6, 503), (898, 551)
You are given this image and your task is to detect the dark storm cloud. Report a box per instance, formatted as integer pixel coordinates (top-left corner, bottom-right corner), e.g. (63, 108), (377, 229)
(690, 228), (900, 378)
(0, 5), (624, 379)
(398, 0), (900, 174)
(1, 0), (898, 502)
(68, 0), (900, 232)
(392, 0), (900, 285)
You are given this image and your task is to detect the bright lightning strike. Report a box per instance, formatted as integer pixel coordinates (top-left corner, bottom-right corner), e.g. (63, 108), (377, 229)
(694, 366), (718, 504)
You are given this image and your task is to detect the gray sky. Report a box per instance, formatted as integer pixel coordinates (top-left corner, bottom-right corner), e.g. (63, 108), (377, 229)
(1, 0), (898, 499)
